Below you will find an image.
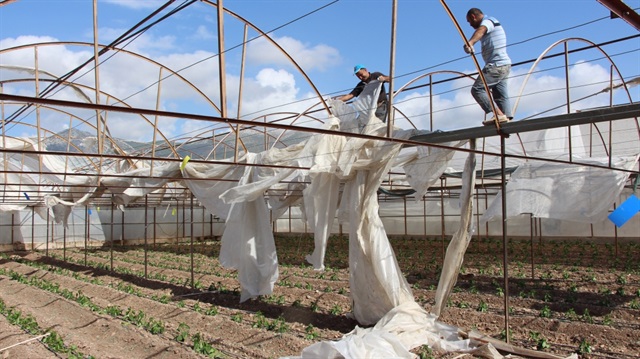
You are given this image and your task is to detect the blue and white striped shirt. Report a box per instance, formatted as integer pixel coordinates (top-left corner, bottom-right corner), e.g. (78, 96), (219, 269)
(480, 16), (511, 66)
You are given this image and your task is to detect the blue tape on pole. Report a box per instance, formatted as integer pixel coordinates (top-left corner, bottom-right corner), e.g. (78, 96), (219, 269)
(608, 195), (640, 228)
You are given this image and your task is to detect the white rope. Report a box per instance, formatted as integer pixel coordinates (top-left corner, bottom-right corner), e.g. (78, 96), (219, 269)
(0, 332), (51, 352)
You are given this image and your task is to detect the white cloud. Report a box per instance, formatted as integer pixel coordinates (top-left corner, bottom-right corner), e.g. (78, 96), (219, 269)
(510, 60), (614, 118)
(193, 25), (215, 40)
(238, 68), (300, 117)
(0, 35), (58, 49)
(97, 27), (177, 55)
(101, 0), (167, 10)
(247, 35), (341, 72)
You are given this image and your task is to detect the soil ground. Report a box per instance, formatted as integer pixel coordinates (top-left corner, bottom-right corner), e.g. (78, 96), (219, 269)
(0, 235), (639, 359)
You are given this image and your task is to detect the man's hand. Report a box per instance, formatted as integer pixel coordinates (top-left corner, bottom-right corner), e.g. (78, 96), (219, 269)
(463, 44), (473, 54)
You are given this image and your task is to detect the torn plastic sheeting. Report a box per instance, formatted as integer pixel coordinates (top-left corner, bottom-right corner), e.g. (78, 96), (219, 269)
(329, 96), (416, 325)
(479, 155), (639, 224)
(99, 163), (182, 206)
(433, 140), (476, 317)
(217, 153), (279, 302)
(403, 139), (468, 199)
(282, 302), (473, 359)
(181, 159), (248, 221)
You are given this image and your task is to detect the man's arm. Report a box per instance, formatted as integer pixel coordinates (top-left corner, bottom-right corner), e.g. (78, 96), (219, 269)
(467, 25), (487, 47)
(337, 93), (355, 102)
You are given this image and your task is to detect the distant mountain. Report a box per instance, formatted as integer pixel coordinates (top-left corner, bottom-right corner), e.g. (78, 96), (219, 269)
(43, 128), (146, 154)
(42, 127), (312, 162)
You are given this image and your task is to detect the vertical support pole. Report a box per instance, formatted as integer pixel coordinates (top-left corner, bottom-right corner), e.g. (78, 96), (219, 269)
(10, 212), (14, 245)
(182, 200), (186, 239)
(153, 206), (157, 249)
(46, 211), (49, 257)
(110, 195), (114, 272)
(500, 135), (510, 344)
(190, 195), (195, 288)
(475, 187), (481, 243)
(202, 205), (206, 251)
(121, 209), (125, 248)
(484, 189), (490, 239)
(440, 177), (446, 259)
(530, 213), (534, 280)
(144, 195), (148, 279)
(93, 0), (104, 171)
(563, 42), (573, 163)
(31, 206), (35, 251)
(608, 65), (614, 168)
(613, 203), (618, 257)
(63, 222), (67, 262)
(422, 195), (427, 237)
(176, 199), (180, 245)
(84, 206), (88, 266)
(151, 68), (163, 174)
(429, 74), (433, 132)
(386, 0), (398, 135)
(403, 196), (408, 236)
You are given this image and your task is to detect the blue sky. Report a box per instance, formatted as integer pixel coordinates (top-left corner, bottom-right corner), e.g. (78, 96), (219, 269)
(1, 0), (639, 142)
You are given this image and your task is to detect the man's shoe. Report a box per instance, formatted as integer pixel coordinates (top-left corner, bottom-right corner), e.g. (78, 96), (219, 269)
(482, 115), (509, 126)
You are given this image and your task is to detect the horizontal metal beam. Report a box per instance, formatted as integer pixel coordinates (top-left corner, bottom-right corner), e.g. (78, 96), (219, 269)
(410, 102), (640, 144)
(597, 0), (640, 31)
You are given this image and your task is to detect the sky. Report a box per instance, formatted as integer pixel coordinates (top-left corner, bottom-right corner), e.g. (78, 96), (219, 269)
(1, 0), (639, 143)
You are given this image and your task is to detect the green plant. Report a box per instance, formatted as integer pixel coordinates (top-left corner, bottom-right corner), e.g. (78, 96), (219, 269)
(123, 308), (146, 326)
(539, 305), (551, 318)
(205, 306), (219, 316)
(456, 301), (469, 309)
(476, 300), (488, 312)
(192, 332), (224, 357)
(582, 309), (593, 324)
(175, 322), (190, 342)
(529, 331), (550, 350)
(194, 280), (204, 289)
(577, 338), (592, 354)
(105, 305), (123, 317)
(145, 318), (165, 334)
(252, 311), (268, 329)
(304, 324), (319, 340)
(267, 316), (289, 333)
(231, 313), (243, 323)
(415, 345), (436, 359)
(330, 304), (342, 315)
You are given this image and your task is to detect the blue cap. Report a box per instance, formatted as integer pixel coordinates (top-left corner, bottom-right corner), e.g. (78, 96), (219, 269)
(353, 64), (366, 74)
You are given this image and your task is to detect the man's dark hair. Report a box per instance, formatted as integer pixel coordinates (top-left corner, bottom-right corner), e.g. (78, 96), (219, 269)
(467, 8), (483, 17)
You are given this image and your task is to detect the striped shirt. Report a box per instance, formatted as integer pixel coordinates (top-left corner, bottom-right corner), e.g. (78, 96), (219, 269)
(480, 16), (511, 66)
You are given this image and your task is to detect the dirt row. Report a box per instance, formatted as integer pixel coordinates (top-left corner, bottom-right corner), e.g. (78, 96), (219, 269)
(0, 269), (200, 358)
(0, 315), (57, 359)
(0, 237), (638, 358)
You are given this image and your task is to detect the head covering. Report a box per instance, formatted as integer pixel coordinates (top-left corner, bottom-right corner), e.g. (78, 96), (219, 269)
(353, 64), (366, 74)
